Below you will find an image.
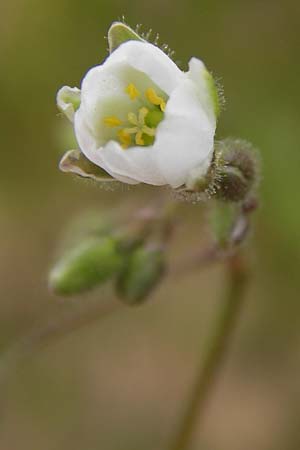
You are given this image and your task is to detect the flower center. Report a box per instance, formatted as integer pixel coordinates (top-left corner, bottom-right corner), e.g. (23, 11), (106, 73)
(103, 83), (167, 149)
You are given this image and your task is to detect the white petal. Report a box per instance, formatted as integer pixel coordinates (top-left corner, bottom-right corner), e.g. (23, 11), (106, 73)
(79, 62), (134, 146)
(100, 141), (166, 185)
(152, 77), (216, 188)
(78, 60), (169, 148)
(73, 44), (217, 188)
(75, 109), (166, 185)
(75, 109), (165, 185)
(104, 41), (183, 95)
(56, 86), (80, 122)
(74, 111), (138, 184)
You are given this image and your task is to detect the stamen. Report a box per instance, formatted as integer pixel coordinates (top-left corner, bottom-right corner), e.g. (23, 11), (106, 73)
(128, 112), (138, 126)
(124, 127), (139, 135)
(125, 83), (140, 101)
(122, 107), (156, 148)
(118, 129), (131, 149)
(138, 107), (149, 123)
(103, 116), (122, 127)
(146, 88), (166, 112)
(135, 131), (145, 146)
(142, 126), (156, 137)
(107, 87), (165, 149)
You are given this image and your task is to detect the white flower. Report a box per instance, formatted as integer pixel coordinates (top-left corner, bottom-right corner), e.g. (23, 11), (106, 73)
(58, 40), (218, 188)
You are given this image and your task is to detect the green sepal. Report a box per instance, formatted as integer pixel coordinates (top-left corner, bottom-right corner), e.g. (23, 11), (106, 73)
(59, 149), (115, 182)
(49, 236), (124, 295)
(108, 22), (145, 53)
(116, 246), (165, 305)
(204, 70), (221, 118)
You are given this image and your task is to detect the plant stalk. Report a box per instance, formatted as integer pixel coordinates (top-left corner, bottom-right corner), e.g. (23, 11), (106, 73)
(170, 252), (248, 450)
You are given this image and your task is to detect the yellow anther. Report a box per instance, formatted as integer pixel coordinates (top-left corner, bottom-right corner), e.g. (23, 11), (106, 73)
(160, 101), (166, 112)
(125, 83), (140, 100)
(142, 126), (156, 137)
(135, 131), (145, 146)
(108, 89), (164, 149)
(128, 112), (138, 126)
(123, 127), (138, 136)
(118, 129), (131, 149)
(138, 107), (149, 123)
(146, 88), (166, 112)
(103, 116), (123, 127)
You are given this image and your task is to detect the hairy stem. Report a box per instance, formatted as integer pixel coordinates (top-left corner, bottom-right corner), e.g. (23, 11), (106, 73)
(170, 252), (248, 450)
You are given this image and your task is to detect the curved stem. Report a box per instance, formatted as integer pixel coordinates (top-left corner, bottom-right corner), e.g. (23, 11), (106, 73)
(170, 252), (248, 450)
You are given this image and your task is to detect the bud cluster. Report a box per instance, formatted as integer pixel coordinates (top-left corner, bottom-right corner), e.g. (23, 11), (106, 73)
(49, 208), (168, 306)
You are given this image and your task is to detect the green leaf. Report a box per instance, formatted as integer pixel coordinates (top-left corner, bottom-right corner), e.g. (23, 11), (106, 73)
(59, 149), (115, 182)
(108, 22), (144, 53)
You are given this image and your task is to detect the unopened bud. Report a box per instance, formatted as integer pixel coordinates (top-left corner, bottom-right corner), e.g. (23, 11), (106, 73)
(49, 236), (124, 295)
(116, 246), (166, 305)
(214, 139), (259, 202)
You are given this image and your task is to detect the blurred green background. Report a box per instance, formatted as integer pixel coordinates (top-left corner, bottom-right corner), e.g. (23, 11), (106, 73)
(1, 0), (300, 448)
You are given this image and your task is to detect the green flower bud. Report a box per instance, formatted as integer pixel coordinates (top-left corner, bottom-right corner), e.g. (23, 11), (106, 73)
(108, 22), (144, 54)
(116, 246), (166, 306)
(216, 165), (250, 202)
(214, 139), (259, 202)
(49, 236), (124, 295)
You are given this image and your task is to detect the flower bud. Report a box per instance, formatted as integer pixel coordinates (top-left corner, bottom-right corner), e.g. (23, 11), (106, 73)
(49, 236), (124, 295)
(116, 246), (166, 305)
(214, 139), (259, 202)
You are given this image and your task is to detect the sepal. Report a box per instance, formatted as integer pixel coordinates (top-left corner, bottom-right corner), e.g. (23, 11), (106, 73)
(108, 22), (144, 53)
(59, 149), (115, 182)
(56, 86), (81, 122)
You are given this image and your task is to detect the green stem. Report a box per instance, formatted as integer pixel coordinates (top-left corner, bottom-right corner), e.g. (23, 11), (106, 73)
(170, 253), (248, 450)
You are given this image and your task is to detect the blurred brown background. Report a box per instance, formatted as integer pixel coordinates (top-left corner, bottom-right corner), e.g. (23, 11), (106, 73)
(1, 0), (300, 449)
